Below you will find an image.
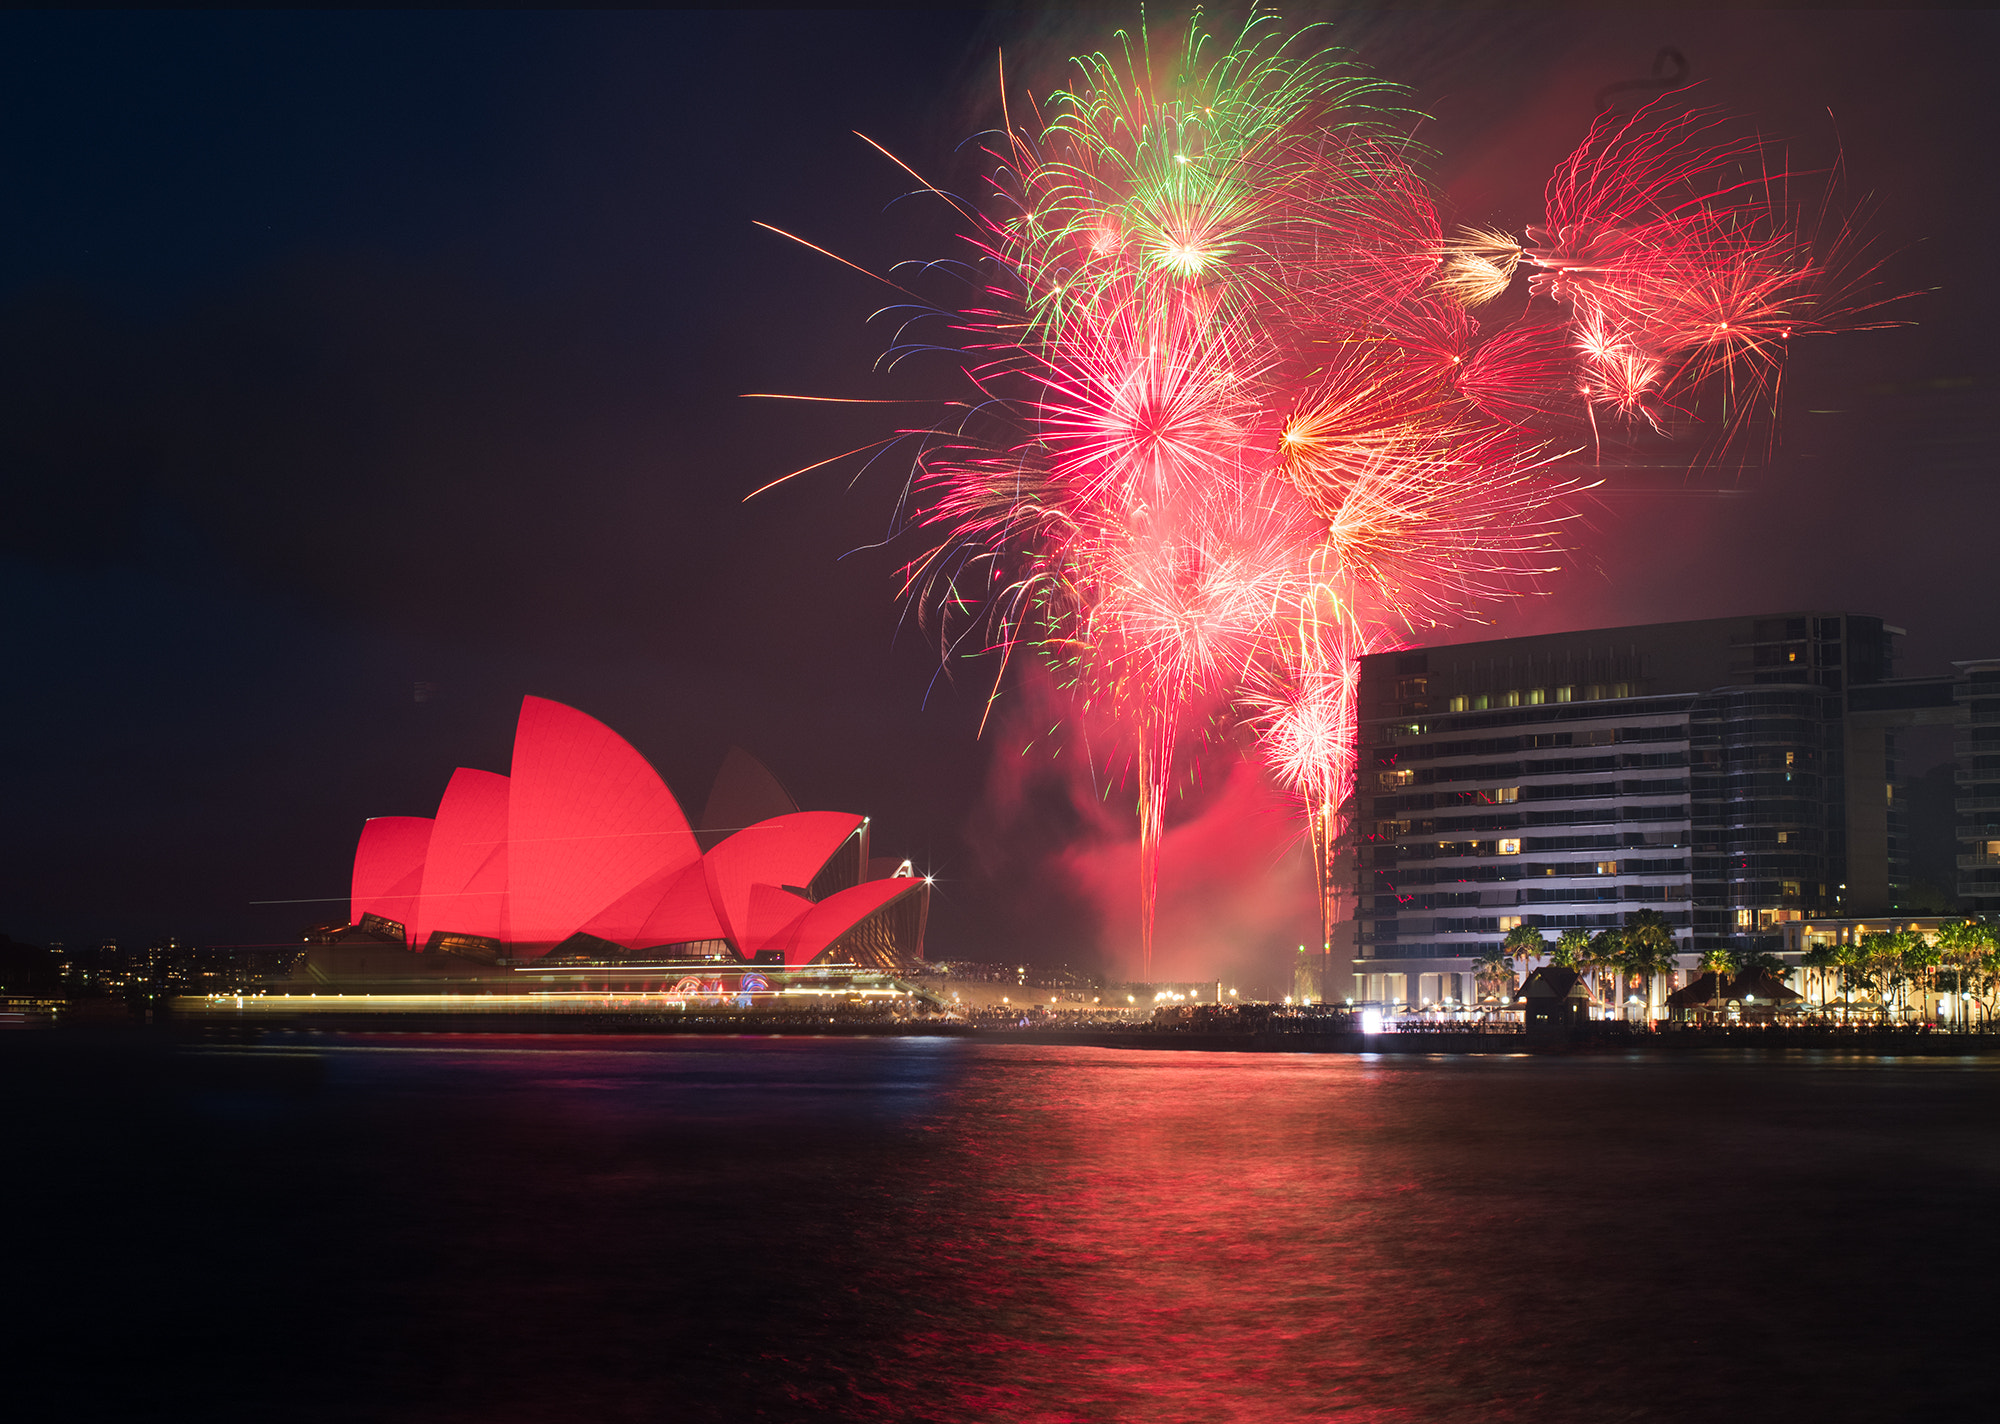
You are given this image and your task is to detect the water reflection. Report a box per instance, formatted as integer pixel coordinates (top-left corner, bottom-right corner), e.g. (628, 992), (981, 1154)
(6, 1034), (1995, 1421)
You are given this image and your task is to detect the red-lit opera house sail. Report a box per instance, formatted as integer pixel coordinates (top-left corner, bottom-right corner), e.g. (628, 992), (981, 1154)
(702, 812), (863, 956)
(411, 767), (510, 948)
(506, 696), (701, 954)
(341, 697), (926, 968)
(766, 877), (930, 968)
(349, 816), (433, 934)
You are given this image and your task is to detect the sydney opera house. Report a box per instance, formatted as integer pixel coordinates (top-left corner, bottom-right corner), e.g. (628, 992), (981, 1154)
(327, 696), (928, 975)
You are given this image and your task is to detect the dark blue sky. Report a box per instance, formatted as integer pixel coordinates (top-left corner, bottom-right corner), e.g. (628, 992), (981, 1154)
(3, 8), (1992, 966)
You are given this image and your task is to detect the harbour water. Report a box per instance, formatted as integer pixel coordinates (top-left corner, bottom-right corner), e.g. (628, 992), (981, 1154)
(8, 1032), (1994, 1421)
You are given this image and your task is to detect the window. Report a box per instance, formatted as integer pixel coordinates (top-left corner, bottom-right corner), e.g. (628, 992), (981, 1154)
(1491, 786), (1520, 804)
(1595, 861), (1618, 875)
(1781, 880), (1801, 898)
(1784, 751), (1796, 767)
(1379, 769), (1414, 788)
(1448, 696), (1468, 712)
(1502, 690), (1521, 708)
(1885, 783), (1894, 805)
(1736, 908), (1754, 928)
(1776, 830), (1789, 844)
(1496, 838), (1522, 855)
(1985, 841), (2000, 859)
(1498, 916), (1524, 932)
(1377, 820), (1410, 837)
(1471, 693), (1490, 710)
(1526, 688), (1546, 705)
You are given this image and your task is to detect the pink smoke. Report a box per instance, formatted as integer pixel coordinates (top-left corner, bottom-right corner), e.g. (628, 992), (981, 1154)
(966, 671), (1317, 990)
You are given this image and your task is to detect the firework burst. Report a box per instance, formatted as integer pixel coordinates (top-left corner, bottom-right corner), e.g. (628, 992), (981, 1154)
(755, 6), (1891, 981)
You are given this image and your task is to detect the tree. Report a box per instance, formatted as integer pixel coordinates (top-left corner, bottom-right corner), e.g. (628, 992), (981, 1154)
(1800, 942), (1841, 1010)
(1550, 926), (1590, 969)
(1936, 919), (2000, 1029)
(1899, 929), (1942, 1023)
(1851, 932), (1910, 1019)
(1621, 909), (1680, 1020)
(1587, 929), (1626, 1013)
(1698, 945), (1736, 1017)
(1502, 923), (1549, 991)
(1473, 944), (1516, 1009)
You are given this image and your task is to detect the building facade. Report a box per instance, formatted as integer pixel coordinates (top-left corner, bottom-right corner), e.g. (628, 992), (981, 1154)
(1957, 659), (2000, 915)
(1348, 613), (1953, 1009)
(338, 697), (930, 972)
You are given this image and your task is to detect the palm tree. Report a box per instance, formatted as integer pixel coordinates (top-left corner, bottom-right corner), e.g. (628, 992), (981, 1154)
(1501, 923), (1549, 997)
(1472, 944), (1516, 1014)
(1800, 942), (1840, 1010)
(1621, 909), (1679, 1022)
(1587, 929), (1626, 1016)
(1698, 945), (1735, 1019)
(1550, 926), (1592, 1016)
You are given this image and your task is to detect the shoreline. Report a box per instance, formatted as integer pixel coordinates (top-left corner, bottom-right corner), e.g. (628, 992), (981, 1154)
(17, 1011), (2000, 1056)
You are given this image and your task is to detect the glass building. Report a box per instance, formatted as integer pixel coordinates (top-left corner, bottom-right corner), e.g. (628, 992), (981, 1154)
(1347, 613), (1967, 1011)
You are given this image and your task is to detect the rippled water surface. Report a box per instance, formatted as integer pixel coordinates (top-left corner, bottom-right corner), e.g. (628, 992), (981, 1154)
(9, 1033), (1997, 1422)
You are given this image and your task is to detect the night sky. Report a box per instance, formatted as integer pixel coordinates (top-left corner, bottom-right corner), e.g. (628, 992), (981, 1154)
(3, 8), (1992, 986)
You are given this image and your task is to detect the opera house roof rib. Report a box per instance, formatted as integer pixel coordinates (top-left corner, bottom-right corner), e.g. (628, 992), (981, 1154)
(345, 696), (927, 971)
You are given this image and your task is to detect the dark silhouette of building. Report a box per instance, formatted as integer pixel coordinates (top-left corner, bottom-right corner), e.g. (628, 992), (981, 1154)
(1521, 966), (1590, 1039)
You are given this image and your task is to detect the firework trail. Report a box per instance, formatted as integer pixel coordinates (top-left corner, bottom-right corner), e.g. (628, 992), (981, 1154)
(759, 7), (1889, 981)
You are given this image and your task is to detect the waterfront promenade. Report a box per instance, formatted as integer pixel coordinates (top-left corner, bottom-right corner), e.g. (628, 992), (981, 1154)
(135, 999), (2000, 1054)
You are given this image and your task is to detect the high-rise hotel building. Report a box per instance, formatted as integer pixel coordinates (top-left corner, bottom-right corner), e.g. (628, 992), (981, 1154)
(1349, 613), (1963, 1008)
(1958, 658), (2000, 916)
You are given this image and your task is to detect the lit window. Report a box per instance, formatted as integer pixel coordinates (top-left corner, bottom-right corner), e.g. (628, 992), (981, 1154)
(1736, 908), (1754, 928)
(1491, 786), (1520, 803)
(1498, 916), (1523, 931)
(1496, 838), (1522, 855)
(1985, 841), (2000, 858)
(1448, 696), (1468, 712)
(1379, 769), (1414, 788)
(1554, 686), (1574, 703)
(1526, 688), (1545, 705)
(1885, 783), (1894, 805)
(1595, 861), (1618, 875)
(1471, 694), (1489, 710)
(1776, 830), (1789, 844)
(1785, 751), (1795, 767)
(1788, 651), (1799, 663)
(1782, 880), (1801, 897)
(1502, 690), (1521, 708)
